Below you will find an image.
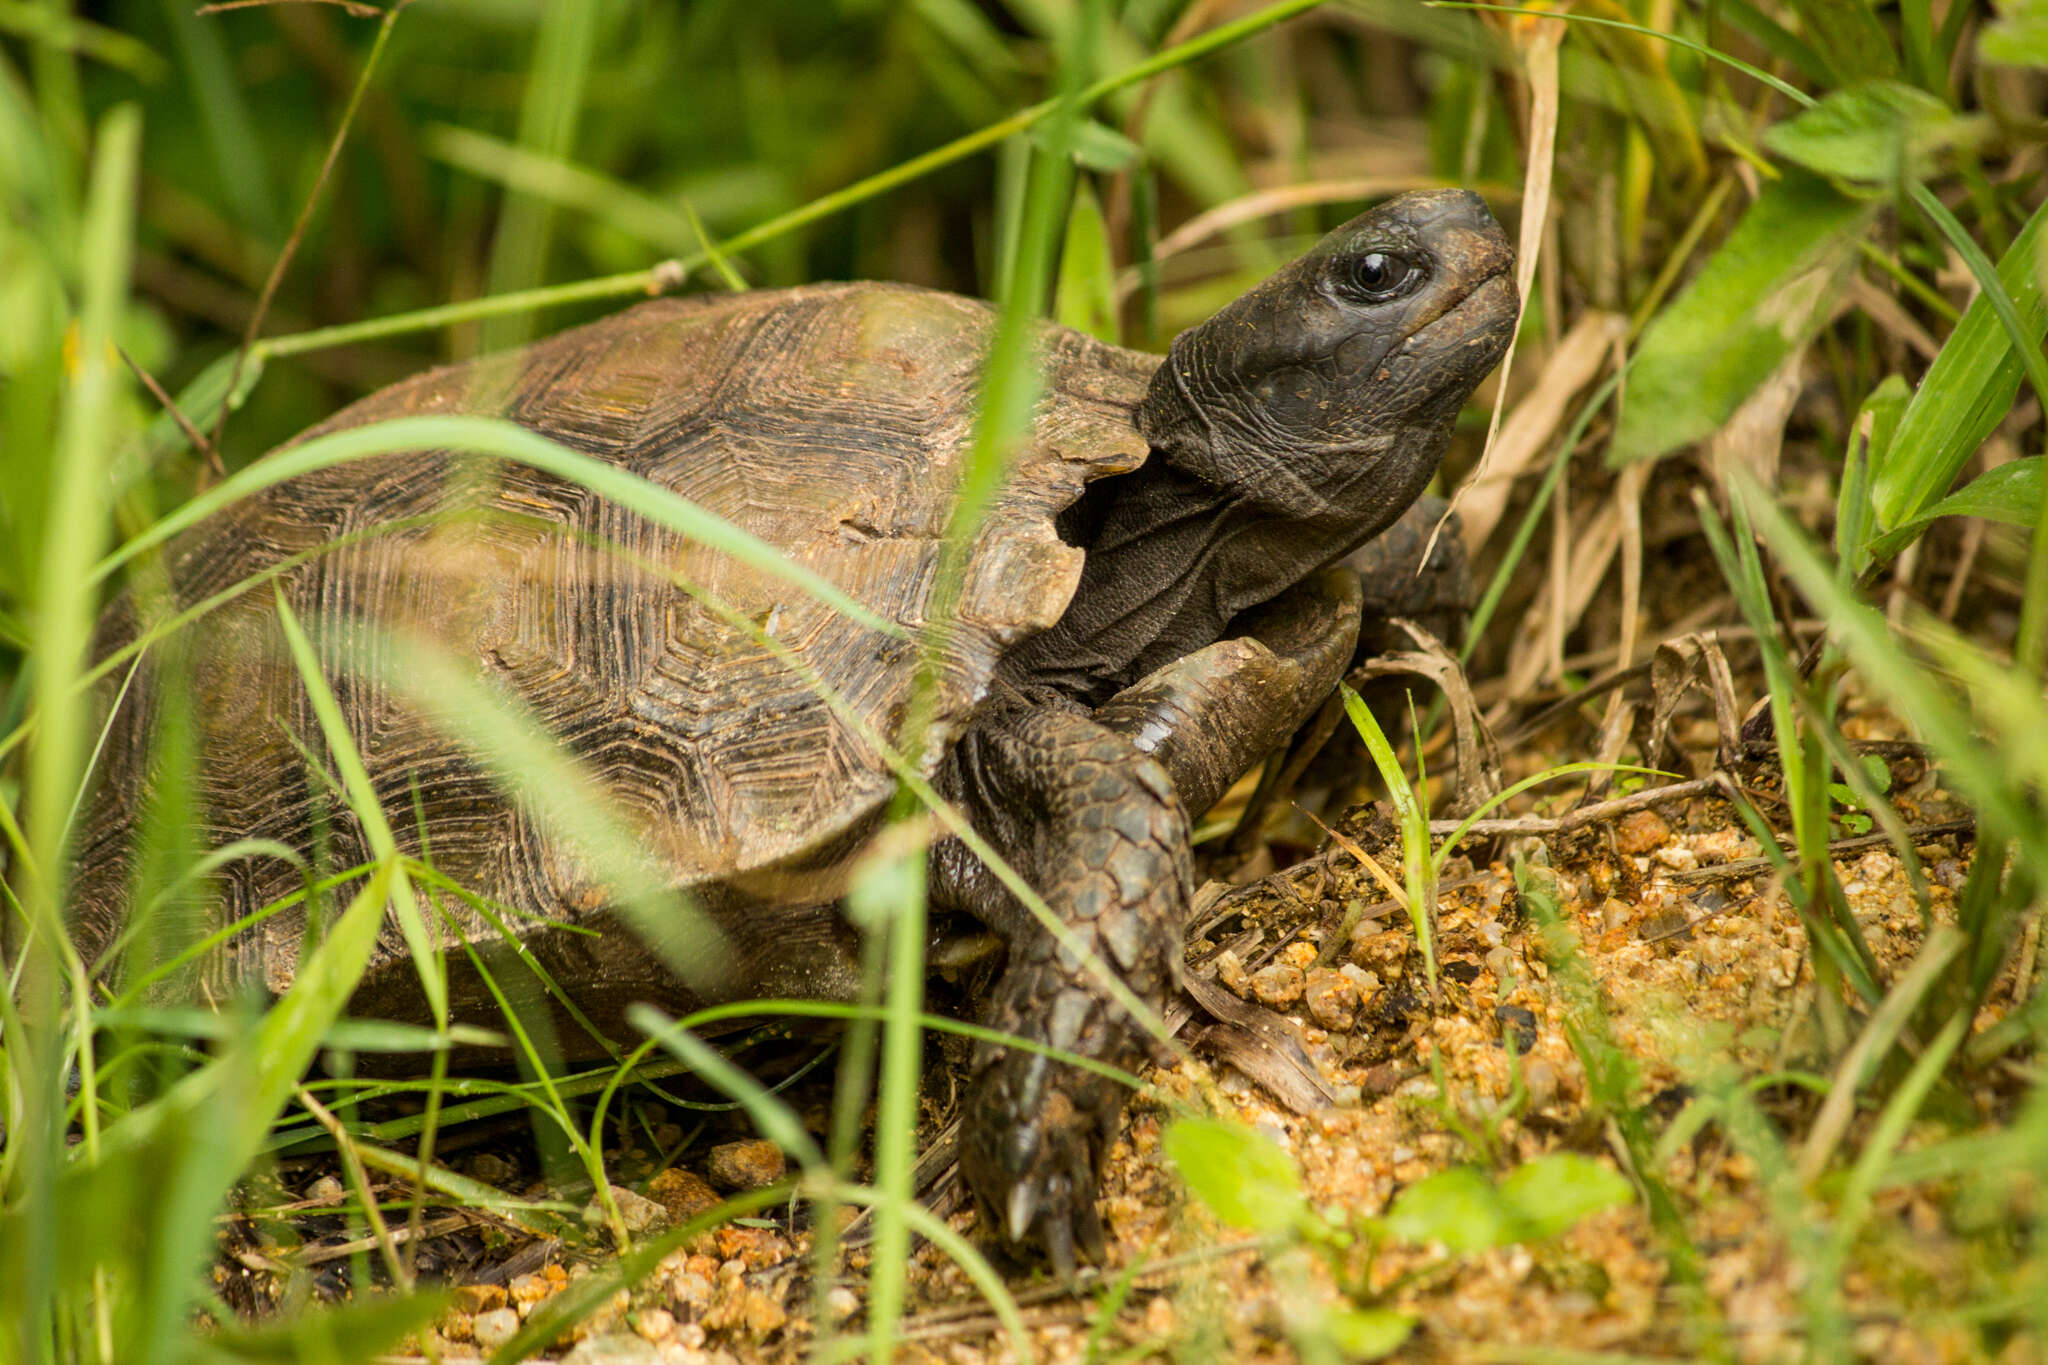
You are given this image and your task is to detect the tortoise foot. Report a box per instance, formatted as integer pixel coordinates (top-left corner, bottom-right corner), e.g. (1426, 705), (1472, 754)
(960, 1035), (1123, 1280)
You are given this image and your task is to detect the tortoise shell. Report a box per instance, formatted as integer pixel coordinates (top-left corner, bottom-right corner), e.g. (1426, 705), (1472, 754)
(73, 284), (1154, 1002)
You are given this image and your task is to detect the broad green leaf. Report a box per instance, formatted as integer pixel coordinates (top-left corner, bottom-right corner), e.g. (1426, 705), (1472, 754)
(1054, 181), (1119, 344)
(1912, 456), (2045, 528)
(1610, 175), (1871, 465)
(1981, 0), (2048, 67)
(1763, 81), (1963, 187)
(1496, 1153), (1634, 1241)
(1381, 1165), (1507, 1253)
(1162, 1118), (1307, 1234)
(1872, 198), (2048, 531)
(1321, 1306), (1417, 1359)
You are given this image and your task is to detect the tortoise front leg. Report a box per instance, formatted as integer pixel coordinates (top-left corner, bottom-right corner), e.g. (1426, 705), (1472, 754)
(930, 569), (1365, 1273)
(1093, 563), (1364, 816)
(931, 704), (1191, 1277)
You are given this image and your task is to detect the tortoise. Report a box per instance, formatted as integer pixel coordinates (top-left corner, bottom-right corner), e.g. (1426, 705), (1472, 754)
(69, 188), (1515, 1271)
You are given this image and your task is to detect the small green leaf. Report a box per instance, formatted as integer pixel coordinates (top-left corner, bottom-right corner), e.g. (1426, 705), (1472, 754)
(1034, 118), (1143, 172)
(1321, 1306), (1417, 1359)
(1867, 458), (2045, 561)
(1162, 1118), (1307, 1235)
(1054, 181), (1119, 344)
(1381, 1165), (1508, 1253)
(1911, 456), (2043, 530)
(1982, 0), (2048, 67)
(1611, 175), (1871, 466)
(1861, 753), (1894, 793)
(1763, 81), (1963, 187)
(1496, 1153), (1634, 1241)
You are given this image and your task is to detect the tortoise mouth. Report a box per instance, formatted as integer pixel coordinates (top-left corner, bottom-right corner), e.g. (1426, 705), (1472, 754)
(1400, 270), (1517, 356)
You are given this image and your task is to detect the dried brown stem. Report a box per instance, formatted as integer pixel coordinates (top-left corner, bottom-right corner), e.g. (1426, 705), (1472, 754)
(116, 343), (220, 482)
(208, 0), (406, 453)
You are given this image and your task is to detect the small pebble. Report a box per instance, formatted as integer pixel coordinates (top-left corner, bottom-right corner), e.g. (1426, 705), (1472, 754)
(305, 1175), (345, 1203)
(1249, 962), (1305, 1009)
(1349, 926), (1410, 978)
(669, 1270), (715, 1314)
(1212, 948), (1249, 995)
(1441, 957), (1482, 984)
(590, 1184), (670, 1237)
(1522, 1057), (1558, 1110)
(647, 1168), (722, 1224)
(561, 1334), (662, 1364)
(1614, 808), (1671, 855)
(1303, 967), (1358, 1031)
(825, 1285), (861, 1323)
(472, 1308), (521, 1349)
(509, 1270), (558, 1313)
(467, 1152), (518, 1186)
(633, 1308), (676, 1344)
(455, 1283), (507, 1314)
(1338, 964), (1380, 1001)
(706, 1139), (785, 1191)
(1495, 1003), (1539, 1055)
(1654, 844), (1699, 871)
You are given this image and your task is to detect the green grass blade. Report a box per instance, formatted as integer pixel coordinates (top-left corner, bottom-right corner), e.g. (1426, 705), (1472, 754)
(426, 123), (704, 258)
(1339, 682), (1437, 987)
(8, 97), (141, 1365)
(480, 0), (602, 352)
(271, 590), (443, 1024)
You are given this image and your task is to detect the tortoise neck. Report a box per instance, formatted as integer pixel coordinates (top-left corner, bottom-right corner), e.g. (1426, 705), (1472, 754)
(998, 440), (1372, 706)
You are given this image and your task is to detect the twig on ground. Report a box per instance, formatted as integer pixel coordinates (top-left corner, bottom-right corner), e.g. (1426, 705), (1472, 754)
(1656, 820), (1977, 892)
(295, 1088), (415, 1290)
(1425, 775), (1728, 839)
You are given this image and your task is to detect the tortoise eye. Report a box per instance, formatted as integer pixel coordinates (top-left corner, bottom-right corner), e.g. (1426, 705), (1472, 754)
(1349, 251), (1419, 300)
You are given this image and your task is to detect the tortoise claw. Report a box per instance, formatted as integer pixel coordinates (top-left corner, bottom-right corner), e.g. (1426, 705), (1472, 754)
(964, 1053), (1122, 1279)
(1041, 1204), (1079, 1285)
(1006, 1177), (1040, 1245)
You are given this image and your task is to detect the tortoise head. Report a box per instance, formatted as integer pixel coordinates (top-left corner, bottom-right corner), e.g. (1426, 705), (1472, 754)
(1137, 189), (1516, 531)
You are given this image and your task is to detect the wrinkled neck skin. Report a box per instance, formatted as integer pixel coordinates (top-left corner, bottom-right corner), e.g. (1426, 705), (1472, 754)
(1002, 349), (1460, 706)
